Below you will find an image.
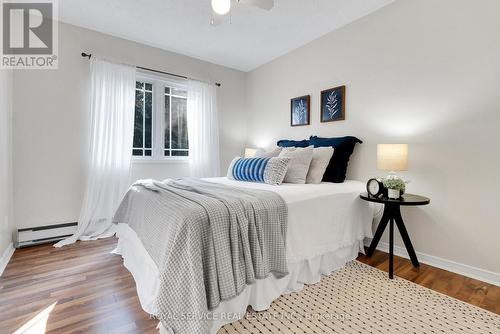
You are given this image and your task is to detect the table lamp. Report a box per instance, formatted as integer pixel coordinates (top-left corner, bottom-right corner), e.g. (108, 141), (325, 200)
(244, 148), (258, 158)
(377, 144), (408, 179)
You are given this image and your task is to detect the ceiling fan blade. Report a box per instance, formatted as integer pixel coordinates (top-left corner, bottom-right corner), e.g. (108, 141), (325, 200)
(238, 0), (274, 11)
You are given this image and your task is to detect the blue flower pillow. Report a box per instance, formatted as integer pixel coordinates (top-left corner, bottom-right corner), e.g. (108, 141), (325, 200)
(227, 157), (290, 185)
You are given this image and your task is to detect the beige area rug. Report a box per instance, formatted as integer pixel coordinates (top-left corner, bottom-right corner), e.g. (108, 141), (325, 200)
(218, 261), (500, 334)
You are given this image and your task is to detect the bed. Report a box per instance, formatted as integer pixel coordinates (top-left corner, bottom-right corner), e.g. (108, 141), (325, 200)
(113, 177), (373, 334)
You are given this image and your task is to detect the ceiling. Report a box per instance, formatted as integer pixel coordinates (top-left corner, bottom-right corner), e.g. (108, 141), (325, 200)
(59, 0), (394, 72)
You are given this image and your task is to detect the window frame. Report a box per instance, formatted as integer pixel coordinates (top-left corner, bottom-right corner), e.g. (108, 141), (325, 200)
(132, 80), (154, 158)
(163, 87), (189, 158)
(132, 74), (189, 163)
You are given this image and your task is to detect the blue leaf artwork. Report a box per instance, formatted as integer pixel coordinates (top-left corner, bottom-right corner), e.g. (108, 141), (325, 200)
(290, 95), (310, 126)
(321, 86), (345, 122)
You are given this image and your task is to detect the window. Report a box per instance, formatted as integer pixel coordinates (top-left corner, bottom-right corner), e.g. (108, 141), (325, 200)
(133, 82), (153, 157)
(133, 77), (188, 159)
(164, 87), (188, 157)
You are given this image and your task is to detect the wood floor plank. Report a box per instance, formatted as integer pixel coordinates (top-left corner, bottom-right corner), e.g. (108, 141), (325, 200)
(0, 238), (156, 334)
(357, 249), (500, 315)
(0, 238), (498, 334)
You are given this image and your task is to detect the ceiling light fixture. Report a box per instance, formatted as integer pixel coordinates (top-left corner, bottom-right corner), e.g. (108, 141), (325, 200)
(211, 0), (231, 15)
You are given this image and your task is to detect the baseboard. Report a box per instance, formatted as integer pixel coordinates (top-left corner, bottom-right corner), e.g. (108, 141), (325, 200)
(364, 238), (500, 287)
(0, 242), (15, 277)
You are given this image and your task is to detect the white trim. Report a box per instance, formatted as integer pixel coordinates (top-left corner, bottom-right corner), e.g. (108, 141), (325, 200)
(131, 158), (188, 164)
(364, 238), (500, 287)
(133, 75), (189, 161)
(0, 242), (14, 277)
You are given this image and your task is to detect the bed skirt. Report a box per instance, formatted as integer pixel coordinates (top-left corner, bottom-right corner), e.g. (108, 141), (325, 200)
(113, 223), (364, 334)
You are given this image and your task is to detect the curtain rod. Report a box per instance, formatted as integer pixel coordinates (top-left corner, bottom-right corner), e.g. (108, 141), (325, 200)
(81, 52), (221, 87)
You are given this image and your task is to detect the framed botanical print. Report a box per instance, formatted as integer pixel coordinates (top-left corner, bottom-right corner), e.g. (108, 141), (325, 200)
(290, 95), (310, 126)
(320, 85), (345, 122)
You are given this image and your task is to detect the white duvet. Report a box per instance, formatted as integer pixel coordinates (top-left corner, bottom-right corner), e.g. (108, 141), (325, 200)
(206, 177), (373, 262)
(115, 177), (374, 334)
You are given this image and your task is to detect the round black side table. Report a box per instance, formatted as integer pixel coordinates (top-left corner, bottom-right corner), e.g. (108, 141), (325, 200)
(360, 192), (430, 279)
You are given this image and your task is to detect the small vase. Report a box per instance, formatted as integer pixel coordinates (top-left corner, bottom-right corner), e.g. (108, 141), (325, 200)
(388, 188), (400, 199)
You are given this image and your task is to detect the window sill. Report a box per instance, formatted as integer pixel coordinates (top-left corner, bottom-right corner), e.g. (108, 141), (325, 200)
(132, 158), (189, 164)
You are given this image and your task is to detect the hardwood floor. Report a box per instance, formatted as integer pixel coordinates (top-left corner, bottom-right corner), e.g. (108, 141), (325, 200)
(0, 238), (157, 334)
(0, 238), (498, 334)
(357, 249), (500, 315)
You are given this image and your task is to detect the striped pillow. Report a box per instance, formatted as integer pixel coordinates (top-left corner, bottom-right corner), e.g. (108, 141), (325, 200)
(227, 157), (290, 185)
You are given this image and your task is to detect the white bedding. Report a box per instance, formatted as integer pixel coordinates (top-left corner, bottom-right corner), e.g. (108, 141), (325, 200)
(114, 177), (373, 334)
(206, 177), (373, 262)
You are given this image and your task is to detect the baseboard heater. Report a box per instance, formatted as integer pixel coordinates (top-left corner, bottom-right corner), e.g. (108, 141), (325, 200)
(16, 222), (78, 248)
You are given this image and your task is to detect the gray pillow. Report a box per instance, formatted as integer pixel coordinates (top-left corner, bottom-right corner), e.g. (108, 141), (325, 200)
(278, 146), (314, 184)
(264, 157), (290, 185)
(306, 147), (334, 184)
(257, 147), (282, 158)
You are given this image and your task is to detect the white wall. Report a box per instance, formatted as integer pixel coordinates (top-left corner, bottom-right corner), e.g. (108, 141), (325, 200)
(246, 0), (500, 273)
(10, 0), (500, 277)
(0, 70), (14, 256)
(12, 22), (247, 230)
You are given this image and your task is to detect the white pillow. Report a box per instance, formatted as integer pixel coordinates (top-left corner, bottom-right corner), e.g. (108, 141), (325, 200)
(257, 147), (282, 158)
(306, 147), (334, 184)
(278, 146), (314, 184)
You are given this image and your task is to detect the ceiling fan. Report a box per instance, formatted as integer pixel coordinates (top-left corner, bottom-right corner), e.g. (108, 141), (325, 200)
(210, 0), (274, 25)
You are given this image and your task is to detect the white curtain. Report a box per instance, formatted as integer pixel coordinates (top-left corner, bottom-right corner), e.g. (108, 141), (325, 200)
(187, 80), (221, 177)
(0, 70), (13, 254)
(55, 58), (136, 247)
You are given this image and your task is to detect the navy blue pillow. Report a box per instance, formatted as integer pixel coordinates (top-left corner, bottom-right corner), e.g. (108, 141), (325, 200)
(309, 136), (362, 183)
(276, 139), (310, 148)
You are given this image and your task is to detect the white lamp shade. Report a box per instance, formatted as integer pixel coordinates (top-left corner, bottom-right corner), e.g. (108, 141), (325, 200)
(211, 0), (231, 15)
(377, 144), (408, 171)
(244, 148), (258, 158)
